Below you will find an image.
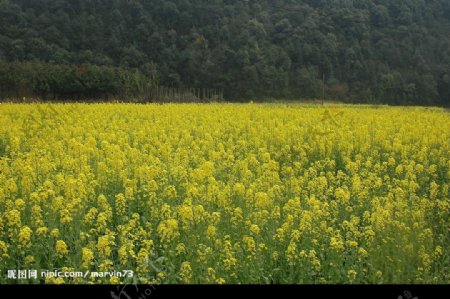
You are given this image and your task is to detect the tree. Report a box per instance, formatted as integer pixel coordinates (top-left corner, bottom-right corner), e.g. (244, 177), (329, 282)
(0, 0), (449, 104)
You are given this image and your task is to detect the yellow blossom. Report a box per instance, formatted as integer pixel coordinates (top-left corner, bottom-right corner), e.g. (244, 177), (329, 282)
(55, 240), (69, 258)
(179, 261), (192, 283)
(82, 247), (95, 269)
(18, 226), (33, 249)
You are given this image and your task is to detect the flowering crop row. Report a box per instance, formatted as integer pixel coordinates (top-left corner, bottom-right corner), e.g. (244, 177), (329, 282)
(0, 103), (448, 284)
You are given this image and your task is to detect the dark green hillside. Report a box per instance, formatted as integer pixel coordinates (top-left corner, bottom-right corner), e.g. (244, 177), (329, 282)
(0, 0), (449, 105)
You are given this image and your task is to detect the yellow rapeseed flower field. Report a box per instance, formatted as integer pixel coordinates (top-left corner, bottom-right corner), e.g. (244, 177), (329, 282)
(0, 103), (448, 284)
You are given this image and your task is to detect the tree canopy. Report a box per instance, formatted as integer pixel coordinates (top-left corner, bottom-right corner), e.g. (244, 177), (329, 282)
(0, 0), (449, 105)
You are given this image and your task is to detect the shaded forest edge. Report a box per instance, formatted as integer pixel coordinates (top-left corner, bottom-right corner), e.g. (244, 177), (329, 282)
(0, 0), (450, 106)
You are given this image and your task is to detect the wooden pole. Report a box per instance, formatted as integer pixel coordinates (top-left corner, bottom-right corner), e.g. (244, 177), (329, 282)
(322, 73), (325, 106)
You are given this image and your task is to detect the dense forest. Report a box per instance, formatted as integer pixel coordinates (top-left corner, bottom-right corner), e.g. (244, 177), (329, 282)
(0, 0), (449, 105)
